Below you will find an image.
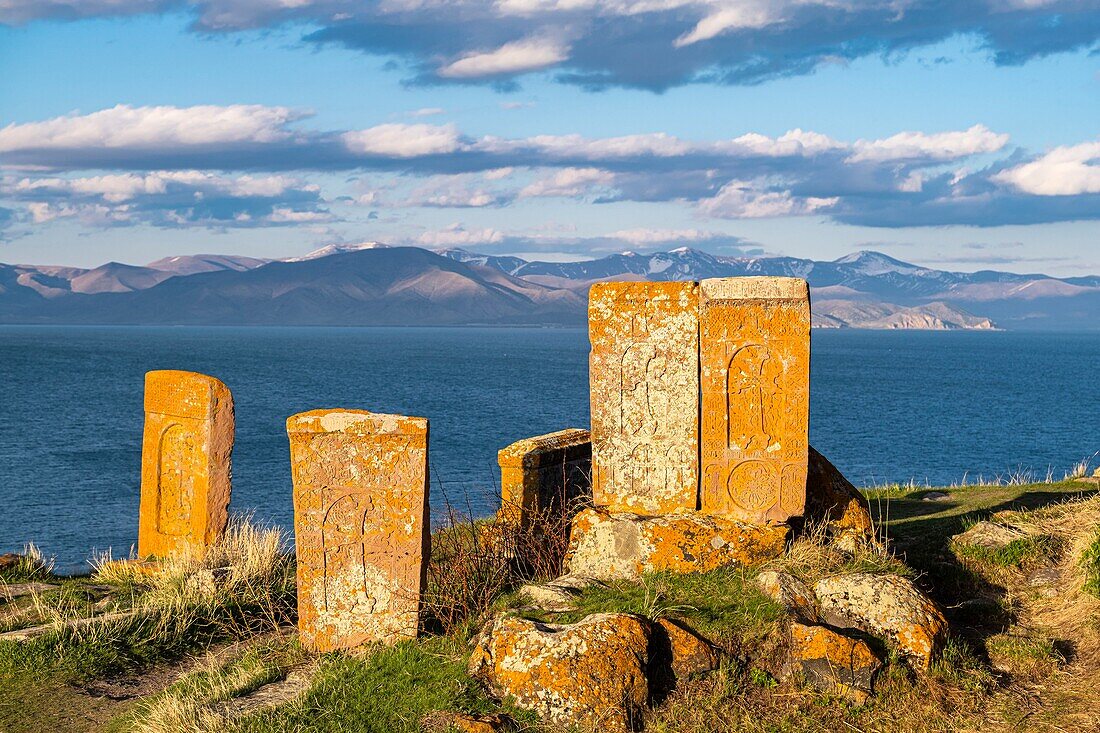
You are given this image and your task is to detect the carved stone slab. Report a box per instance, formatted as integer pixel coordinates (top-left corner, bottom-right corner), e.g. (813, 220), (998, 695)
(498, 428), (591, 528)
(699, 277), (810, 523)
(287, 409), (429, 652)
(138, 370), (234, 559)
(589, 282), (699, 515)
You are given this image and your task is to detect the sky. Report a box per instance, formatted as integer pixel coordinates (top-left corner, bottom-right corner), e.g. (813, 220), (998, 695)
(0, 1), (1098, 275)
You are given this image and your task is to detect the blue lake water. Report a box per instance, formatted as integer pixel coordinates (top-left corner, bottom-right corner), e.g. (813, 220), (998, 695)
(1, 326), (1097, 572)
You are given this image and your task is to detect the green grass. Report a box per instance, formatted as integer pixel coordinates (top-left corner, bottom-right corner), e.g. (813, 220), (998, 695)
(1081, 531), (1100, 598)
(513, 568), (785, 641)
(954, 534), (1061, 571)
(230, 637), (533, 733)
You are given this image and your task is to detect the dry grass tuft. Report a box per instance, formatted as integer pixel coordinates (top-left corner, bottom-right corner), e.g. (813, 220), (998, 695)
(769, 519), (909, 585)
(423, 497), (575, 636)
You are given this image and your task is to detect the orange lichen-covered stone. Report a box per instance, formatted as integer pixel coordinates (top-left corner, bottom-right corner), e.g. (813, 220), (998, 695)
(287, 409), (429, 652)
(498, 428), (591, 528)
(804, 445), (874, 540)
(566, 507), (788, 580)
(589, 281), (699, 515)
(138, 370), (234, 559)
(787, 621), (881, 702)
(468, 613), (651, 732)
(814, 573), (947, 669)
(700, 277), (810, 524)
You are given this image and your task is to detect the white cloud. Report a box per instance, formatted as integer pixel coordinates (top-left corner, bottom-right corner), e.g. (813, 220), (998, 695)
(992, 141), (1100, 195)
(341, 123), (462, 157)
(415, 223), (506, 246)
(697, 179), (838, 218)
(519, 167), (615, 197)
(438, 37), (569, 78)
(9, 171), (304, 201)
(609, 227), (730, 244)
(0, 104), (303, 152)
(268, 207), (333, 223)
(676, 2), (781, 46)
(848, 124), (1009, 163)
(409, 107), (446, 117)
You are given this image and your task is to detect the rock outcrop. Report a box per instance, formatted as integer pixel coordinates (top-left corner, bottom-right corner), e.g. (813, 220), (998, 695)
(469, 613), (651, 732)
(786, 621), (882, 702)
(803, 446), (875, 544)
(755, 570), (818, 622)
(814, 573), (947, 668)
(566, 508), (789, 580)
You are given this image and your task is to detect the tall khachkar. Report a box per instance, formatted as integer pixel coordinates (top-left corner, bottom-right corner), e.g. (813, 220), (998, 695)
(287, 409), (430, 652)
(138, 370), (234, 559)
(587, 277), (810, 523)
(700, 278), (810, 523)
(589, 281), (700, 515)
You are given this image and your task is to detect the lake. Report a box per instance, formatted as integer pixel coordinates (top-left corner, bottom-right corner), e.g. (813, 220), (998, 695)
(1, 326), (1097, 572)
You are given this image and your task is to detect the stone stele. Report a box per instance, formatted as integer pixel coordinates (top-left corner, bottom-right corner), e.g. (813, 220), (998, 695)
(699, 277), (810, 524)
(137, 370), (234, 559)
(589, 281), (700, 515)
(498, 428), (591, 528)
(287, 409), (429, 652)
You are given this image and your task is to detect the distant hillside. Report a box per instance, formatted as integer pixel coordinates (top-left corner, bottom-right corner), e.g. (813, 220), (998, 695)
(0, 245), (1095, 329)
(0, 247), (584, 326)
(440, 247), (1098, 331)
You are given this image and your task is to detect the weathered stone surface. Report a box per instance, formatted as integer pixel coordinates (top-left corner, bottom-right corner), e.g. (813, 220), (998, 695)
(649, 618), (719, 694)
(469, 613), (650, 732)
(755, 570), (818, 621)
(951, 521), (1030, 551)
(287, 409), (430, 652)
(498, 428), (591, 528)
(700, 278), (810, 524)
(518, 574), (601, 612)
(589, 281), (699, 515)
(814, 573), (947, 669)
(566, 507), (788, 580)
(804, 446), (874, 540)
(138, 370), (234, 559)
(787, 621), (881, 702)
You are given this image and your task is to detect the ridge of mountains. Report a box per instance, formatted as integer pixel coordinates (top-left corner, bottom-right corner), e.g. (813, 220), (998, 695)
(1, 244), (1096, 329)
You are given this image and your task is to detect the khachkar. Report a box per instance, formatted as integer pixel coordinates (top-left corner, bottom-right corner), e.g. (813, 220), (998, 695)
(700, 277), (811, 523)
(138, 370), (234, 559)
(589, 281), (699, 515)
(498, 428), (592, 528)
(287, 409), (430, 652)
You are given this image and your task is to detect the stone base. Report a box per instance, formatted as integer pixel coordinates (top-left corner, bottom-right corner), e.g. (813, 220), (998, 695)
(565, 508), (789, 580)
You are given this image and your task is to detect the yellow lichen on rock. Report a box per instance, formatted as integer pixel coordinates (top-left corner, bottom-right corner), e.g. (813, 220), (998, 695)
(469, 613), (651, 732)
(287, 409), (430, 652)
(589, 281), (700, 515)
(138, 370), (234, 560)
(566, 507), (789, 580)
(497, 428), (591, 528)
(788, 621), (881, 702)
(699, 277), (810, 524)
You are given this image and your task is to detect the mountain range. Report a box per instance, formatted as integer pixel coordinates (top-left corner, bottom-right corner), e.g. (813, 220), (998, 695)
(1, 244), (1096, 330)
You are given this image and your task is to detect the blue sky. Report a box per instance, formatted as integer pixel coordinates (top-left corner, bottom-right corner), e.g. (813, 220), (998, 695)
(1, 2), (1098, 275)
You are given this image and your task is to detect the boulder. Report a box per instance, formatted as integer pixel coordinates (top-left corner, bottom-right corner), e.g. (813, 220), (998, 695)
(804, 447), (875, 542)
(755, 570), (818, 621)
(813, 573), (947, 669)
(649, 618), (719, 696)
(566, 508), (789, 580)
(468, 613), (650, 732)
(787, 621), (881, 703)
(951, 521), (1030, 551)
(517, 574), (601, 612)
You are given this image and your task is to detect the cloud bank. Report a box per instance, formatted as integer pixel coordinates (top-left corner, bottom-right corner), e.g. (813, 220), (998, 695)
(3, 0), (1098, 90)
(2, 104), (1099, 231)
